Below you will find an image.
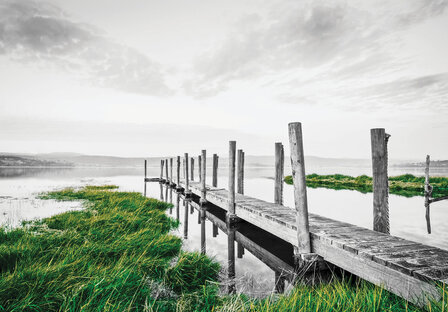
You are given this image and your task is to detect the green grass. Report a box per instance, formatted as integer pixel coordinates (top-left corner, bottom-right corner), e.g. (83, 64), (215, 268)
(1, 185), (447, 311)
(284, 174), (448, 198)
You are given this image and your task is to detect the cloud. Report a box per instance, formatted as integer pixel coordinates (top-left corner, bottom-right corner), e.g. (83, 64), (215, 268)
(0, 0), (173, 96)
(186, 0), (448, 98)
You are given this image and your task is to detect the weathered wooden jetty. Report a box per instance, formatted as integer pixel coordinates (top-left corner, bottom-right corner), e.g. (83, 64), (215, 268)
(145, 122), (448, 306)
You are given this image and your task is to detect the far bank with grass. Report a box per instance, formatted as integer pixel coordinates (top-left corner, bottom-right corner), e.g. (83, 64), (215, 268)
(285, 174), (448, 198)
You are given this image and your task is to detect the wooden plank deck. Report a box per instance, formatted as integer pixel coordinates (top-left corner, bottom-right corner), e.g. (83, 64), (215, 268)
(180, 180), (446, 305)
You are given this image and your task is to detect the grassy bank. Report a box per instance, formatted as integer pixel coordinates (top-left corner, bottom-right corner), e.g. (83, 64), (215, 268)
(0, 185), (446, 311)
(284, 174), (448, 198)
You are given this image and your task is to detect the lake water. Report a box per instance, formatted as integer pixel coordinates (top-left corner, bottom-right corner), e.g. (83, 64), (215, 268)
(1, 165), (447, 295)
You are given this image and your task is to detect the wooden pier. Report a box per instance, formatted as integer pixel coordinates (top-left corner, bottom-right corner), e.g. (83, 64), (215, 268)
(144, 122), (447, 306)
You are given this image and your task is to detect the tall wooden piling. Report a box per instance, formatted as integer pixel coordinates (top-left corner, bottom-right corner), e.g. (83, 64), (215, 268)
(198, 155), (202, 183)
(144, 160), (147, 196)
(424, 155), (432, 234)
(176, 192), (180, 221)
(165, 158), (169, 183)
(274, 143), (284, 205)
(191, 158), (195, 181)
(371, 128), (390, 234)
(160, 160), (164, 181)
(288, 122), (312, 256)
(176, 156), (181, 189)
(237, 149), (244, 195)
(170, 158), (173, 185)
(185, 153), (190, 195)
(212, 154), (218, 187)
(227, 141), (237, 294)
(201, 150), (207, 202)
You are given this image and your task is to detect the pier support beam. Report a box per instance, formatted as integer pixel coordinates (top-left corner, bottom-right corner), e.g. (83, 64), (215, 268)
(200, 150), (207, 254)
(236, 149), (245, 258)
(144, 160), (147, 197)
(170, 158), (174, 186)
(185, 153), (190, 197)
(275, 271), (286, 293)
(212, 224), (219, 237)
(227, 140), (237, 294)
(176, 156), (182, 191)
(212, 154), (218, 187)
(175, 193), (180, 221)
(160, 159), (164, 182)
(165, 158), (169, 184)
(371, 128), (390, 234)
(198, 155), (202, 183)
(275, 143), (284, 205)
(183, 199), (189, 239)
(288, 122), (317, 270)
(191, 157), (195, 181)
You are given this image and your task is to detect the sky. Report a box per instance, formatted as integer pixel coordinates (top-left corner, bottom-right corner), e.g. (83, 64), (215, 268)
(0, 0), (447, 160)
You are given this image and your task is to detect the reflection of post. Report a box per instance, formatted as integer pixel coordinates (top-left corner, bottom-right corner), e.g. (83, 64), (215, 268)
(275, 271), (285, 293)
(165, 183), (168, 202)
(274, 143), (284, 205)
(227, 141), (237, 294)
(160, 159), (164, 181)
(183, 200), (189, 239)
(212, 154), (218, 187)
(159, 182), (164, 201)
(144, 159), (147, 197)
(191, 158), (195, 181)
(176, 193), (180, 221)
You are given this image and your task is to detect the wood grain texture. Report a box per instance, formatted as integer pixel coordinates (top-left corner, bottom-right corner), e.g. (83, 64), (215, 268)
(274, 142), (284, 205)
(371, 128), (390, 234)
(237, 149), (244, 195)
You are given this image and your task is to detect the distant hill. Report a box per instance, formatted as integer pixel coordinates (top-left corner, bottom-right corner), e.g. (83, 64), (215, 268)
(397, 160), (448, 168)
(0, 155), (70, 167)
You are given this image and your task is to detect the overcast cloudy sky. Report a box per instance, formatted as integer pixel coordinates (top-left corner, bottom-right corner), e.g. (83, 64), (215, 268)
(0, 0), (447, 160)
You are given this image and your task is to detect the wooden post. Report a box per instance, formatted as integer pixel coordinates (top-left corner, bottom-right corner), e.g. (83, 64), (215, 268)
(185, 153), (190, 195)
(200, 207), (206, 254)
(165, 158), (169, 184)
(201, 150), (207, 202)
(237, 149), (244, 194)
(182, 159), (185, 179)
(183, 200), (189, 239)
(371, 128), (390, 234)
(176, 156), (181, 190)
(198, 155), (202, 183)
(275, 143), (284, 205)
(212, 224), (219, 237)
(212, 154), (218, 187)
(159, 182), (164, 201)
(227, 141), (237, 294)
(144, 160), (147, 196)
(191, 157), (195, 181)
(288, 122), (312, 256)
(170, 158), (173, 186)
(228, 141), (236, 216)
(160, 159), (164, 181)
(424, 155), (432, 234)
(275, 271), (285, 293)
(176, 192), (180, 221)
(237, 241), (245, 258)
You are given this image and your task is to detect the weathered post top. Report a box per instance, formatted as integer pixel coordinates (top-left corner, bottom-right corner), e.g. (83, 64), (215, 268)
(288, 122), (312, 255)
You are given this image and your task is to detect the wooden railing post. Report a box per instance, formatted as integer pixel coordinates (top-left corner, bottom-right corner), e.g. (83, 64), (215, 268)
(288, 122), (313, 264)
(227, 141), (237, 294)
(198, 155), (202, 183)
(274, 143), (284, 205)
(170, 158), (173, 186)
(425, 155), (432, 234)
(165, 158), (169, 184)
(160, 159), (164, 181)
(176, 156), (181, 190)
(212, 154), (218, 187)
(144, 160), (147, 196)
(200, 150), (207, 254)
(371, 128), (390, 234)
(185, 153), (190, 195)
(237, 149), (244, 194)
(191, 157), (195, 181)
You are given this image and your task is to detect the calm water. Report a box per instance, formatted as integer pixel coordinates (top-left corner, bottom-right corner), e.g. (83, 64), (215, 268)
(1, 165), (447, 295)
